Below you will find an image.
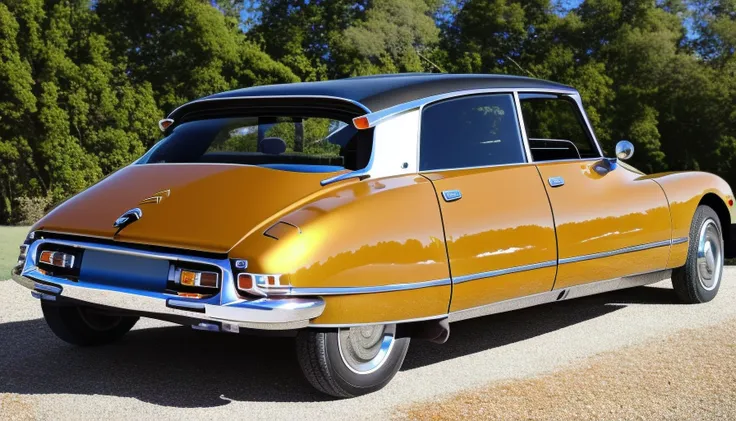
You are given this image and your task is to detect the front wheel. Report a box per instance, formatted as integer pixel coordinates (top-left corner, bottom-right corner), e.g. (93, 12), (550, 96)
(672, 205), (724, 303)
(41, 301), (139, 346)
(295, 324), (410, 398)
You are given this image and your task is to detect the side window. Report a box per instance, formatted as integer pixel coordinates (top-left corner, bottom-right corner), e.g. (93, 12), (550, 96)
(519, 94), (600, 161)
(419, 94), (525, 171)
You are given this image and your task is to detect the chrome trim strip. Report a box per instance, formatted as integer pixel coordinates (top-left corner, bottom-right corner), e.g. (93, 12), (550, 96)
(568, 93), (605, 157)
(167, 95), (372, 119)
(289, 277), (451, 296)
(360, 87), (577, 129)
(34, 282), (62, 295)
(310, 314), (448, 328)
(513, 91), (533, 163)
(422, 158), (602, 174)
(672, 237), (689, 245)
(449, 269), (672, 323)
(453, 260), (557, 284)
(558, 239), (678, 265)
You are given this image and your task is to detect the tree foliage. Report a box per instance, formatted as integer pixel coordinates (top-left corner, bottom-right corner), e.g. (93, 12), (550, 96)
(0, 0), (735, 224)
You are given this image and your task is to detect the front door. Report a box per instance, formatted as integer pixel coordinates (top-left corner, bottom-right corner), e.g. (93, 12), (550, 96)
(418, 93), (558, 313)
(520, 94), (671, 289)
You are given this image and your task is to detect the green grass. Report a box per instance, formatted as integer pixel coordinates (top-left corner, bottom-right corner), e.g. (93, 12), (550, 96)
(0, 226), (30, 280)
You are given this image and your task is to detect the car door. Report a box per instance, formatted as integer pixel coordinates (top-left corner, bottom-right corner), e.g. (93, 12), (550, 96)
(520, 93), (672, 289)
(419, 93), (558, 313)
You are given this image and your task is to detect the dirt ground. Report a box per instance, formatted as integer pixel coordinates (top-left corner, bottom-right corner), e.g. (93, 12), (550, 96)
(397, 319), (736, 420)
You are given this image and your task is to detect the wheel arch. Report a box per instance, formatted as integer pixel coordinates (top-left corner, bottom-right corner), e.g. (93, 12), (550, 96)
(699, 193), (734, 258)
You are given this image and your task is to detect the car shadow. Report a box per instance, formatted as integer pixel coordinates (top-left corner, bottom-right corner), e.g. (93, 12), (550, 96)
(403, 285), (679, 369)
(0, 285), (679, 407)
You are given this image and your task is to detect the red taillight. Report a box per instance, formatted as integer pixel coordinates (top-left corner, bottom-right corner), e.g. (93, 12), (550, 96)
(236, 272), (288, 297)
(237, 274), (253, 290)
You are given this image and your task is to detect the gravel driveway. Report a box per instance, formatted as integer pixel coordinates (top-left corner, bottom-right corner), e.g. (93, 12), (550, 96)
(2, 269), (736, 420)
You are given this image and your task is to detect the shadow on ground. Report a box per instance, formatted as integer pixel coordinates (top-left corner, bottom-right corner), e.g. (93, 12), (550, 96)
(0, 285), (680, 407)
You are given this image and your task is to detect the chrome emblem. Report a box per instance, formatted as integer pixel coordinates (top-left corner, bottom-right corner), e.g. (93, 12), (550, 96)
(113, 208), (143, 230)
(139, 189), (171, 205)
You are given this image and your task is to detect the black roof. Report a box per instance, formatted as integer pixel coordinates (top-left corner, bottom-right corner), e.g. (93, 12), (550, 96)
(196, 73), (575, 114)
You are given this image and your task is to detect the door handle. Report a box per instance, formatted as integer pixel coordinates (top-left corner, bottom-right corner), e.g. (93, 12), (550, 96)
(548, 177), (565, 187)
(442, 190), (462, 202)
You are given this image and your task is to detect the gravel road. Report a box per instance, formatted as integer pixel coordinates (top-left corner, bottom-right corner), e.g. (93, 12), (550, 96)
(2, 269), (736, 420)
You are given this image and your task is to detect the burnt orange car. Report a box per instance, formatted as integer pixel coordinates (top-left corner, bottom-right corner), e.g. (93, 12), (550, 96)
(11, 74), (735, 397)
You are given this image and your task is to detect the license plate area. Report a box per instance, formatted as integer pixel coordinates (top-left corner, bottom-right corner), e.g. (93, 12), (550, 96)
(79, 250), (170, 292)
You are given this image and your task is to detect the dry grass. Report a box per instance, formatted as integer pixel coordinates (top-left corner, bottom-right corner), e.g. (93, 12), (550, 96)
(0, 226), (29, 280)
(397, 319), (736, 421)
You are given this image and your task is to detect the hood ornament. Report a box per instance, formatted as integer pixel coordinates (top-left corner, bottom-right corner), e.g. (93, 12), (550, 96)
(113, 208), (143, 233)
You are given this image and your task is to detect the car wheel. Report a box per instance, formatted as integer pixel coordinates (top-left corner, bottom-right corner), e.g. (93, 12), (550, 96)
(295, 324), (410, 398)
(672, 205), (724, 304)
(41, 301), (139, 346)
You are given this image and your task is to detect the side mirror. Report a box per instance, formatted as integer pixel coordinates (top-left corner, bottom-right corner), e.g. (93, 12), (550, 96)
(615, 140), (634, 161)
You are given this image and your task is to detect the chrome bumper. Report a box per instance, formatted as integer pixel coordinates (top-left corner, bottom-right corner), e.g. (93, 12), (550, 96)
(11, 239), (325, 331)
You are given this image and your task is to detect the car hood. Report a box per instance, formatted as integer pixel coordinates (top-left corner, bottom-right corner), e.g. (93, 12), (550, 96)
(34, 164), (340, 253)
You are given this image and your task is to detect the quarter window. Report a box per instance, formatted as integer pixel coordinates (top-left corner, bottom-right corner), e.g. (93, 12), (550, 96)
(519, 94), (600, 161)
(419, 94), (525, 171)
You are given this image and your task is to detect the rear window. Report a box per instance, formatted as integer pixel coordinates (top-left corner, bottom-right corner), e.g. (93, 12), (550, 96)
(137, 116), (373, 172)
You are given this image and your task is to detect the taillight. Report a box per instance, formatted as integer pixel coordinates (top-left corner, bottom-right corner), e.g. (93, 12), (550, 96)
(236, 272), (289, 297)
(173, 268), (219, 289)
(38, 250), (75, 269)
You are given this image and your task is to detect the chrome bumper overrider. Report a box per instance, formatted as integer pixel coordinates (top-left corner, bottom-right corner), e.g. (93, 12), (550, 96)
(11, 239), (325, 330)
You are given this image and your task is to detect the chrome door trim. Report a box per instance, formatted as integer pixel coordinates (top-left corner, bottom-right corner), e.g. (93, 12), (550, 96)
(311, 269), (672, 327)
(513, 91), (533, 162)
(449, 269), (672, 323)
(289, 278), (452, 296)
(310, 314), (448, 328)
(672, 237), (689, 245)
(453, 260), (557, 284)
(558, 238), (685, 265)
(358, 87), (577, 129)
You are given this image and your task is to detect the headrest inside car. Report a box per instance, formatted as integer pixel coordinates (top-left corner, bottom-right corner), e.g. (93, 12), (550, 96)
(260, 137), (287, 155)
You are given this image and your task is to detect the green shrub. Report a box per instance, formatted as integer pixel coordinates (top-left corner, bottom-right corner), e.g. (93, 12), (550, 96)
(13, 195), (52, 226)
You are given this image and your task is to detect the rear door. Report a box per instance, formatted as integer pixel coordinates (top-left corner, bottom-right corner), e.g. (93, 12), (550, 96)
(520, 94), (671, 289)
(419, 93), (558, 313)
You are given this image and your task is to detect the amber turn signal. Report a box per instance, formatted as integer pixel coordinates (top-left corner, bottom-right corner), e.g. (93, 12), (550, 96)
(352, 116), (370, 130)
(176, 269), (219, 289)
(38, 250), (75, 269)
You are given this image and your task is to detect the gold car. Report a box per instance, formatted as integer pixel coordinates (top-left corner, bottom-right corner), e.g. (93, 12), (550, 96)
(11, 74), (735, 397)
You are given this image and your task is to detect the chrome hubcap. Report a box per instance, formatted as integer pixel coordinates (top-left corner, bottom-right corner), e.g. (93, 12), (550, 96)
(696, 219), (723, 291)
(338, 324), (396, 374)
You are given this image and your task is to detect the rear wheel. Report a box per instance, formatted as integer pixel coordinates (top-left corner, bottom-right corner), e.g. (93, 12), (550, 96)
(295, 324), (410, 398)
(41, 301), (139, 346)
(672, 205), (724, 304)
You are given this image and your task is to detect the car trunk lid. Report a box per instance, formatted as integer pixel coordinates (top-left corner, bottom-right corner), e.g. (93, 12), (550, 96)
(34, 164), (342, 253)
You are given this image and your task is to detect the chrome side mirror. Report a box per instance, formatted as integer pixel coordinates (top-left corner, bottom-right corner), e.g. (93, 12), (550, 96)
(615, 140), (634, 160)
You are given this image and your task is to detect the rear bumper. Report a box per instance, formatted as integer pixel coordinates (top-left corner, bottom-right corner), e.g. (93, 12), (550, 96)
(11, 238), (325, 331)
